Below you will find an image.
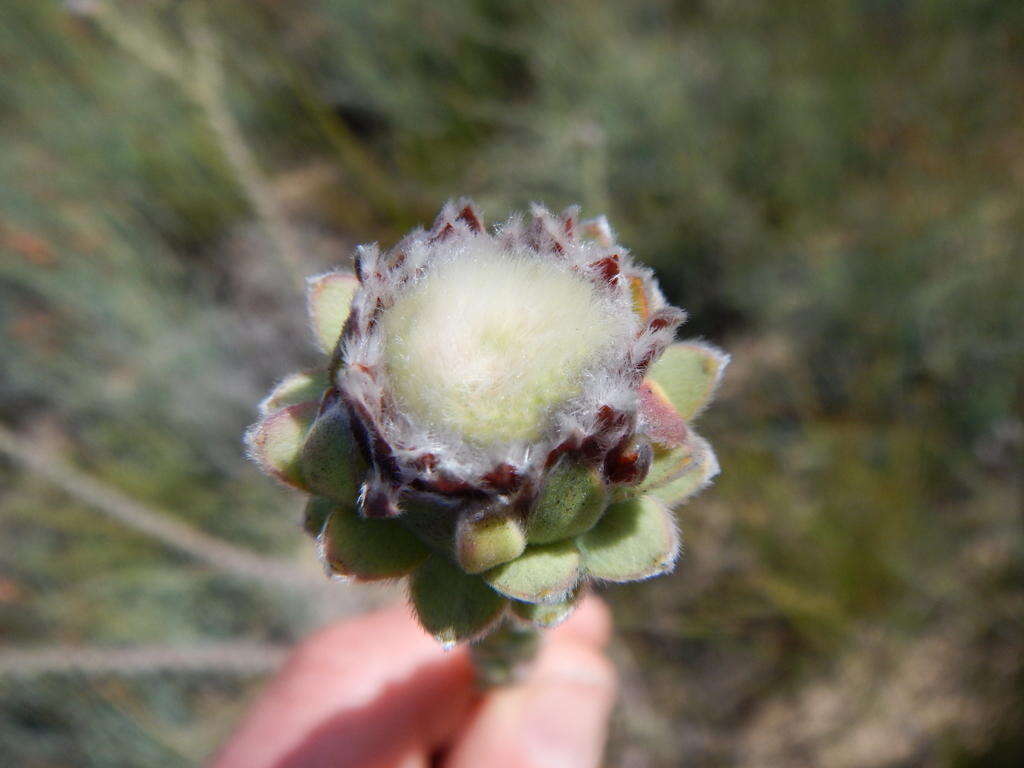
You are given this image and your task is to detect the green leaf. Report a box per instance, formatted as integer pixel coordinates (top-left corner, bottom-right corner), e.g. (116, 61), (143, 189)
(647, 342), (729, 421)
(645, 443), (697, 490)
(510, 589), (581, 628)
(303, 496), (333, 537)
(244, 401), (317, 488)
(319, 498), (429, 580)
(307, 271), (359, 353)
(527, 459), (608, 544)
(614, 436), (719, 507)
(578, 495), (680, 582)
(456, 512), (527, 574)
(411, 554), (508, 647)
(400, 495), (461, 550)
(484, 541), (581, 603)
(649, 435), (719, 508)
(298, 399), (366, 505)
(259, 370), (329, 416)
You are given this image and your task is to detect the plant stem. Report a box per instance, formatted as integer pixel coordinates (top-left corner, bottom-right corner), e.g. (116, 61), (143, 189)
(469, 620), (541, 687)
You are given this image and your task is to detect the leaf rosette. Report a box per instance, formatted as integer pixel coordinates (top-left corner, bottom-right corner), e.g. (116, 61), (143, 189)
(246, 201), (728, 646)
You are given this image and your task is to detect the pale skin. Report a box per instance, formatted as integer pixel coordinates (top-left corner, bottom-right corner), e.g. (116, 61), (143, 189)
(212, 597), (617, 768)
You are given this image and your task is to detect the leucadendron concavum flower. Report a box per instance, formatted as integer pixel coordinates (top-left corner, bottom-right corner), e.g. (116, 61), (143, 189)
(246, 201), (727, 677)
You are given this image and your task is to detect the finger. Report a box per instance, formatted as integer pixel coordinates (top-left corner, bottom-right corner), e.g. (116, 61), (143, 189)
(548, 594), (613, 648)
(444, 635), (617, 768)
(212, 603), (476, 768)
(391, 747), (430, 768)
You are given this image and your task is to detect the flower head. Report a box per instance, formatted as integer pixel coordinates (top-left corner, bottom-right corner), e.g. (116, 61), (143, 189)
(247, 201), (727, 646)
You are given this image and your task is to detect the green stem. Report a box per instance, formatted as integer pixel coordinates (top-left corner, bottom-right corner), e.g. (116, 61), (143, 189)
(470, 620), (541, 687)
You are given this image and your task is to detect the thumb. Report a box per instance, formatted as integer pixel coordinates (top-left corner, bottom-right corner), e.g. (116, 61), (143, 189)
(444, 633), (617, 768)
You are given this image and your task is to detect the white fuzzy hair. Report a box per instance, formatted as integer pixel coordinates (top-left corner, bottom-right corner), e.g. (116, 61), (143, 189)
(337, 200), (685, 502)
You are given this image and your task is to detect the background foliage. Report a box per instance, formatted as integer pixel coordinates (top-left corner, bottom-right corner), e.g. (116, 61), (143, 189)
(1, 1), (1021, 765)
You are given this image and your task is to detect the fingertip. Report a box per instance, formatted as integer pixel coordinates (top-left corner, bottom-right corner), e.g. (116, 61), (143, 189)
(391, 747), (430, 768)
(445, 637), (617, 768)
(549, 594), (613, 649)
(534, 637), (618, 691)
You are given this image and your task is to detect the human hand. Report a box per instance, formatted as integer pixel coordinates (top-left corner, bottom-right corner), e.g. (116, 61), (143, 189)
(212, 597), (617, 768)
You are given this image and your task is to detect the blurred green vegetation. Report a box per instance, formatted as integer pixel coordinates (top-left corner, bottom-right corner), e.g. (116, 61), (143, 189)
(1, 0), (1021, 766)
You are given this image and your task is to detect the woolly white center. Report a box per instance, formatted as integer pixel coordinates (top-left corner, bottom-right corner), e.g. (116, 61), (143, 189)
(381, 245), (629, 445)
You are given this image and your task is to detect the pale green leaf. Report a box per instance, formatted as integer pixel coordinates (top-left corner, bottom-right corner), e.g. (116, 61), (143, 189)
(510, 589), (581, 628)
(298, 400), (365, 505)
(258, 369), (329, 416)
(484, 541), (581, 603)
(244, 401), (317, 488)
(647, 342), (729, 421)
(578, 495), (679, 582)
(307, 271), (359, 353)
(319, 498), (428, 579)
(410, 554), (508, 647)
(527, 458), (607, 544)
(456, 512), (527, 574)
(649, 435), (719, 508)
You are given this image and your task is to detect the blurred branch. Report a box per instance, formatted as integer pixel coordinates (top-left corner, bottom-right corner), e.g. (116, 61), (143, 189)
(0, 642), (287, 678)
(0, 424), (324, 590)
(183, 10), (305, 280)
(85, 1), (304, 283)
